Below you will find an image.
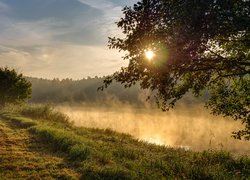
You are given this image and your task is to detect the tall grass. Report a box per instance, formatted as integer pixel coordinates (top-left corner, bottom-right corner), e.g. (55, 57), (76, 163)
(29, 125), (91, 161)
(0, 104), (72, 127)
(0, 104), (249, 179)
(20, 104), (70, 124)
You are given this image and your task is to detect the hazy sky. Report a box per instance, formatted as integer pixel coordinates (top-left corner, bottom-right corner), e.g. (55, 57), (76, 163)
(0, 0), (137, 79)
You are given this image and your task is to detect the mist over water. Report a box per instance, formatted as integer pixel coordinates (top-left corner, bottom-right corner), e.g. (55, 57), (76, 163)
(57, 104), (250, 155)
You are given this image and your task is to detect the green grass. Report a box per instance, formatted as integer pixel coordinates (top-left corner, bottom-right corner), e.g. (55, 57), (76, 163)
(0, 116), (79, 179)
(0, 104), (249, 179)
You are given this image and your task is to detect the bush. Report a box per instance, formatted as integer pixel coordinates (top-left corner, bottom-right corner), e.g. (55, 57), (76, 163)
(0, 67), (31, 106)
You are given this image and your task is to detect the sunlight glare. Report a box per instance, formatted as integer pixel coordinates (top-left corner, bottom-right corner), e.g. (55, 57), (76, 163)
(145, 50), (155, 61)
(42, 54), (49, 59)
(143, 137), (165, 146)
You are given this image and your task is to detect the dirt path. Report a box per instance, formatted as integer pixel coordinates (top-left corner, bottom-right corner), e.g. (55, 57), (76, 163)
(0, 118), (80, 180)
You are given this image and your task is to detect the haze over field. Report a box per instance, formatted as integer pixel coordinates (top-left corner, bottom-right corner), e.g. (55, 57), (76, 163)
(0, 1), (249, 178)
(58, 104), (250, 155)
(26, 77), (250, 155)
(1, 0), (249, 157)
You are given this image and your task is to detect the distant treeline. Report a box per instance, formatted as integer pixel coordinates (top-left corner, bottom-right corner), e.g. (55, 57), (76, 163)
(27, 77), (206, 106)
(27, 77), (145, 105)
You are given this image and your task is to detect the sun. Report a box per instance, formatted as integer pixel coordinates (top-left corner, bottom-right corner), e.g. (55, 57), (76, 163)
(145, 50), (155, 61)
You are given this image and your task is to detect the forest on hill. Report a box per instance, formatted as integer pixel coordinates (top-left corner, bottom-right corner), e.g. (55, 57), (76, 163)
(27, 77), (142, 105)
(26, 77), (206, 107)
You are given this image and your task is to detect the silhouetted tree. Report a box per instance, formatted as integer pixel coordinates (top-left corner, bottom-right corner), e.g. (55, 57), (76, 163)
(103, 0), (250, 139)
(0, 67), (31, 106)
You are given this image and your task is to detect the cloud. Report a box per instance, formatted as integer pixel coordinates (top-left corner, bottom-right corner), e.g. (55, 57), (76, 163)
(0, 18), (60, 47)
(0, 1), (8, 14)
(0, 0), (136, 79)
(0, 44), (127, 79)
(0, 0), (105, 46)
(77, 0), (114, 9)
(72, 0), (126, 45)
(0, 0), (118, 47)
(1, 0), (97, 21)
(77, 0), (138, 9)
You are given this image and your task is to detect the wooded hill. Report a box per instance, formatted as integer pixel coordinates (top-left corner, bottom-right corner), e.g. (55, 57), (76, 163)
(26, 77), (206, 107)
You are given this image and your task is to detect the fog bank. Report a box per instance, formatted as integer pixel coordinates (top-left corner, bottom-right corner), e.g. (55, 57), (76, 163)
(57, 104), (250, 155)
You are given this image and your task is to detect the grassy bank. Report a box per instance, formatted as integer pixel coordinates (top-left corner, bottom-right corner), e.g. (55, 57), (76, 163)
(0, 104), (249, 179)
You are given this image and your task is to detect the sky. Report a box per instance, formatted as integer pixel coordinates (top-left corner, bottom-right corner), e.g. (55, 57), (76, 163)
(0, 0), (138, 79)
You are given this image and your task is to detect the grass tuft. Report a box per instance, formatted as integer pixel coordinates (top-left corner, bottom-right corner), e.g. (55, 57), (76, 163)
(69, 144), (90, 161)
(81, 163), (133, 180)
(0, 113), (37, 128)
(29, 125), (92, 161)
(19, 104), (71, 124)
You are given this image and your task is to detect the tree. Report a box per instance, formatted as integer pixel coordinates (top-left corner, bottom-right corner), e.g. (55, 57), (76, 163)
(0, 67), (31, 106)
(102, 0), (250, 140)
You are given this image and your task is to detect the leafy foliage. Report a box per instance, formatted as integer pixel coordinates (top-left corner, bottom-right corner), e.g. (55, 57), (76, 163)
(104, 0), (250, 140)
(0, 67), (31, 106)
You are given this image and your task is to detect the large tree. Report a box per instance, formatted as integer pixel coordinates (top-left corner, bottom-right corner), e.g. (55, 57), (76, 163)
(0, 67), (31, 106)
(102, 0), (250, 140)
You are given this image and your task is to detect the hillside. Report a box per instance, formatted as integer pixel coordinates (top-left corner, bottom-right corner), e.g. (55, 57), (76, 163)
(27, 77), (143, 105)
(26, 77), (206, 107)
(0, 105), (249, 179)
(0, 116), (79, 179)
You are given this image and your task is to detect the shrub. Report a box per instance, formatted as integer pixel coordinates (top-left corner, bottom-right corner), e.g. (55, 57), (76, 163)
(0, 67), (31, 106)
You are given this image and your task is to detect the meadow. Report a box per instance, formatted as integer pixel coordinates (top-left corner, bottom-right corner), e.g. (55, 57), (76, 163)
(1, 0), (249, 179)
(0, 104), (249, 179)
